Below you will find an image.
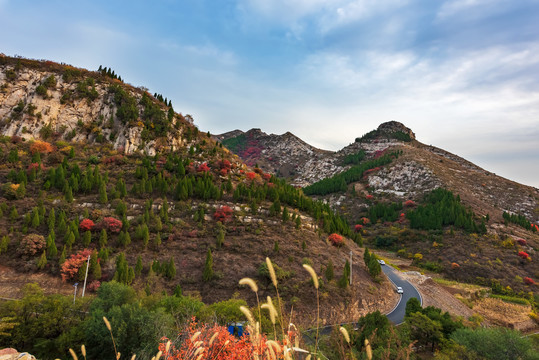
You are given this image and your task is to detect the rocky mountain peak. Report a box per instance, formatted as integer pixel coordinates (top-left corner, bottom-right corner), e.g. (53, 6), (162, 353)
(377, 121), (415, 140)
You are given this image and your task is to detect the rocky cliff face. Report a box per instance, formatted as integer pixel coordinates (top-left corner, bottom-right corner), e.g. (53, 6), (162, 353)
(0, 57), (194, 156)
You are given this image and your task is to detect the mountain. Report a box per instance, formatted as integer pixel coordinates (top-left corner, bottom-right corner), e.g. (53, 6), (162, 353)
(0, 55), (393, 329)
(216, 122), (539, 295)
(214, 128), (332, 179)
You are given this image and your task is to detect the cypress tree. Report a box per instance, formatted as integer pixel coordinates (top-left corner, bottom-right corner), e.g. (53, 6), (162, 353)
(203, 248), (213, 282)
(99, 182), (108, 204)
(155, 232), (162, 248)
(99, 229), (107, 248)
(282, 207), (289, 222)
(59, 246), (66, 265)
(167, 257), (176, 279)
(37, 251), (47, 270)
(325, 260), (334, 281)
(83, 231), (92, 247)
(47, 233), (58, 258)
(65, 231), (75, 250)
(135, 255), (143, 276)
(48, 208), (56, 231)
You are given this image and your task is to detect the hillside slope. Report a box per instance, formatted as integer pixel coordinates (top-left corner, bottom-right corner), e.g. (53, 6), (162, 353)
(217, 122), (539, 295)
(0, 55), (394, 328)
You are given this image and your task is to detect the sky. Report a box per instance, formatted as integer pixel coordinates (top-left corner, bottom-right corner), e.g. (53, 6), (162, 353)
(1, 0), (539, 187)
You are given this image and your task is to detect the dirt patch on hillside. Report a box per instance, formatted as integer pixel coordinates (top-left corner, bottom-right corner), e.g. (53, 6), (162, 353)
(0, 265), (73, 299)
(473, 298), (537, 332)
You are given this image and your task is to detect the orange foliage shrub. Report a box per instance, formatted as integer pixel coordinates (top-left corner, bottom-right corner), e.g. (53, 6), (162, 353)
(159, 319), (279, 360)
(30, 140), (54, 154)
(61, 249), (92, 282)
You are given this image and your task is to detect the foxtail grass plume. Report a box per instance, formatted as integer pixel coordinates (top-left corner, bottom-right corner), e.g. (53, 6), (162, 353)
(155, 351), (162, 360)
(302, 264), (319, 289)
(165, 340), (171, 353)
(239, 277), (258, 292)
(69, 348), (78, 360)
(191, 331), (201, 342)
(266, 257), (277, 287)
(365, 339), (372, 360)
(103, 316), (112, 331)
(130, 356), (136, 360)
(209, 331), (219, 346)
(81, 345), (86, 358)
(339, 327), (350, 344)
(240, 305), (255, 324)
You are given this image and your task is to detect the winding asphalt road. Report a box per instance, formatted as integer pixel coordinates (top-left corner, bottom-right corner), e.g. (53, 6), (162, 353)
(382, 264), (422, 325)
(306, 264), (423, 342)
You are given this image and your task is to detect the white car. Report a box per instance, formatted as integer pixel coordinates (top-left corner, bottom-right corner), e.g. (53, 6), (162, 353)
(378, 260), (385, 265)
(396, 286), (403, 294)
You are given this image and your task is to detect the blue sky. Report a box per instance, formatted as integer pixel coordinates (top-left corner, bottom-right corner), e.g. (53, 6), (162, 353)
(1, 0), (539, 187)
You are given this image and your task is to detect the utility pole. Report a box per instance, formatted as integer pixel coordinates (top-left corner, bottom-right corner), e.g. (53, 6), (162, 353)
(350, 251), (353, 286)
(81, 254), (91, 297)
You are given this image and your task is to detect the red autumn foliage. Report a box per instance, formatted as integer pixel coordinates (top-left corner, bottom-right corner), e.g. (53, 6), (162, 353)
(262, 173), (272, 181)
(27, 162), (46, 174)
(363, 167), (382, 176)
(197, 163), (210, 173)
(220, 168), (229, 177)
(531, 224), (539, 232)
(516, 239), (527, 246)
(101, 217), (122, 233)
(404, 200), (416, 207)
(518, 251), (529, 259)
(360, 217), (370, 225)
(61, 249), (92, 282)
(400, 213), (405, 217)
(373, 149), (387, 159)
(19, 234), (46, 256)
(29, 140), (54, 154)
(451, 262), (460, 269)
(79, 219), (95, 232)
(214, 206), (233, 222)
(354, 224), (363, 232)
(102, 155), (125, 166)
(328, 233), (344, 247)
(246, 172), (257, 181)
(86, 280), (101, 292)
(365, 194), (374, 200)
(523, 277), (535, 285)
(159, 319), (278, 360)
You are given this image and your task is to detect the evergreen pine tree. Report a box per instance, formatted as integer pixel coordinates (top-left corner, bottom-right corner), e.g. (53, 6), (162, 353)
(47, 208), (56, 231)
(83, 231), (92, 246)
(0, 235), (9, 254)
(167, 257), (176, 279)
(99, 229), (108, 248)
(203, 248), (213, 282)
(99, 182), (108, 204)
(59, 246), (66, 265)
(325, 260), (334, 281)
(135, 255), (143, 276)
(282, 207), (289, 222)
(37, 251), (47, 269)
(173, 284), (182, 297)
(154, 232), (162, 248)
(64, 185), (73, 203)
(65, 231), (75, 250)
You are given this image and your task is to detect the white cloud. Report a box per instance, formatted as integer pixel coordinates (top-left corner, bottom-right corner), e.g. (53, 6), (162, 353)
(436, 0), (510, 19)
